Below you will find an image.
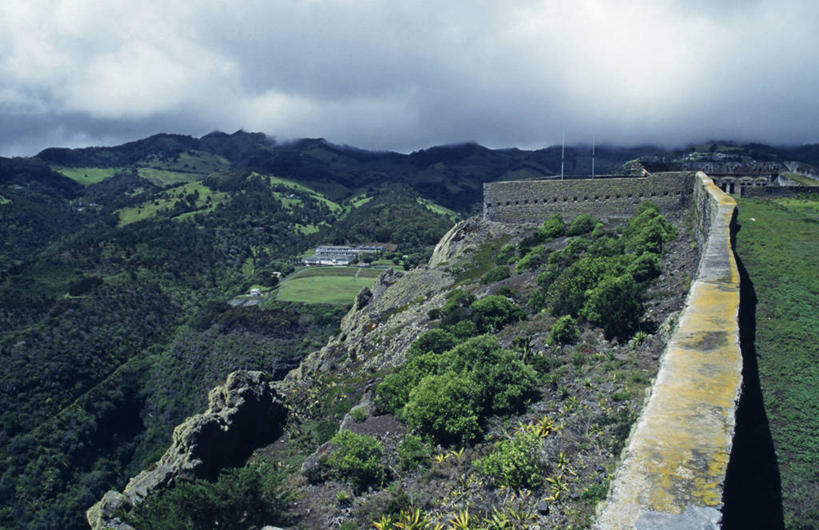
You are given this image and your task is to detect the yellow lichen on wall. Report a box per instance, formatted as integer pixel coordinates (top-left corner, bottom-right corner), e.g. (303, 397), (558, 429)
(595, 173), (742, 529)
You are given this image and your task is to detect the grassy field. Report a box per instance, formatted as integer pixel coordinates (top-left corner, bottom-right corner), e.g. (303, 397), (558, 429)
(135, 151), (230, 186)
(416, 197), (459, 222)
(735, 196), (819, 528)
(276, 267), (381, 304)
(254, 173), (343, 215)
(53, 167), (121, 185)
(117, 182), (228, 226)
(136, 168), (202, 186)
(782, 173), (819, 186)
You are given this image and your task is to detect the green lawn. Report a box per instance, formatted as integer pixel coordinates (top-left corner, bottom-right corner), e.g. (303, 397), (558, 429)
(735, 196), (819, 528)
(276, 267), (381, 304)
(53, 167), (121, 185)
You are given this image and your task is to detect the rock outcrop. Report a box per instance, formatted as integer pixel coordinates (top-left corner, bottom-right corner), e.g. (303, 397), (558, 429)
(87, 370), (287, 529)
(428, 217), (512, 268)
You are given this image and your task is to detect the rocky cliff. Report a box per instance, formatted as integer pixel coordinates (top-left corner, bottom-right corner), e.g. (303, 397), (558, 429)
(87, 370), (286, 529)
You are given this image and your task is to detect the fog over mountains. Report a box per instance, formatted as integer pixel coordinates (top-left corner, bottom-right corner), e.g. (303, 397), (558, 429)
(2, 0), (819, 157)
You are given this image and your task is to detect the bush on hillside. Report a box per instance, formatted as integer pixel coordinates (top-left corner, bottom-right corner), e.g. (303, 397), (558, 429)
(475, 430), (545, 489)
(325, 431), (386, 491)
(515, 245), (551, 272)
(404, 372), (481, 445)
(374, 352), (441, 415)
(567, 214), (597, 236)
(469, 295), (525, 333)
(495, 244), (516, 265)
(549, 315), (579, 345)
(397, 434), (432, 471)
(627, 252), (661, 282)
(482, 265), (511, 284)
(580, 273), (642, 339)
(539, 214), (566, 240)
(122, 462), (294, 529)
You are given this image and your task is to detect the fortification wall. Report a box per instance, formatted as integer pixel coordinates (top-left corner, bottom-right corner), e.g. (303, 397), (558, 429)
(482, 172), (696, 223)
(595, 172), (742, 529)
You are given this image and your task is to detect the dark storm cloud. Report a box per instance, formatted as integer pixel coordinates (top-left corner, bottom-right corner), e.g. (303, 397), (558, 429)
(1, 0), (818, 157)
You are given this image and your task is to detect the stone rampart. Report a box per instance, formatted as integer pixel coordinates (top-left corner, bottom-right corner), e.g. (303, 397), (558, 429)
(595, 172), (742, 529)
(482, 172), (696, 223)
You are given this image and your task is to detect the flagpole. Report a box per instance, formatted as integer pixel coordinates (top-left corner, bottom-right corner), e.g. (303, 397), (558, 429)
(591, 135), (595, 179)
(561, 131), (565, 180)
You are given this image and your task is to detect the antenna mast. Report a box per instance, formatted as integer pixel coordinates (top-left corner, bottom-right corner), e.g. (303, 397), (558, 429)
(560, 131), (565, 180)
(591, 135), (595, 179)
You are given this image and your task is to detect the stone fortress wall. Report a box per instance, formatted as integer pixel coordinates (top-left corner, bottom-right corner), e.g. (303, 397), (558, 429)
(483, 172), (743, 528)
(482, 172), (697, 223)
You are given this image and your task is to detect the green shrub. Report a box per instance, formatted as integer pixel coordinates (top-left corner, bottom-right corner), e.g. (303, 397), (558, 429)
(482, 265), (511, 284)
(623, 204), (676, 255)
(546, 256), (625, 316)
(406, 329), (456, 359)
(591, 222), (608, 238)
(122, 462), (294, 529)
(475, 430), (545, 489)
(627, 252), (661, 282)
(540, 214), (566, 239)
(436, 289), (476, 327)
(515, 245), (551, 272)
(547, 237), (590, 268)
(325, 431), (386, 490)
(469, 295), (525, 333)
(373, 352), (442, 415)
(439, 335), (538, 415)
(580, 274), (641, 339)
(404, 372), (481, 445)
(496, 244), (516, 265)
(350, 407), (367, 423)
(446, 319), (478, 339)
(567, 214), (596, 236)
(587, 235), (624, 257)
(397, 434), (432, 470)
(549, 315), (579, 345)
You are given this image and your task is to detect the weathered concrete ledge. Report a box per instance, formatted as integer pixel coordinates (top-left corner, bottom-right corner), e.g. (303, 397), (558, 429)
(595, 172), (742, 529)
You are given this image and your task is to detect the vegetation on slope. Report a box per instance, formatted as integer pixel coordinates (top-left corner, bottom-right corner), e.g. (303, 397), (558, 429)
(735, 195), (819, 529)
(115, 204), (695, 529)
(0, 147), (456, 528)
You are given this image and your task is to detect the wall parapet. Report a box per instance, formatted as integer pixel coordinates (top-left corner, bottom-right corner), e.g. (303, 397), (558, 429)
(594, 172), (742, 529)
(482, 172), (695, 223)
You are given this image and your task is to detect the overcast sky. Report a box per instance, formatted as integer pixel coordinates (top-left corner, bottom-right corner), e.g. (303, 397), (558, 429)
(1, 0), (818, 157)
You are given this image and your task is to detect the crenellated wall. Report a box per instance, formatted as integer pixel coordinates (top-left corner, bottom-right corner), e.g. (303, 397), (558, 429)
(482, 172), (696, 223)
(595, 172), (742, 529)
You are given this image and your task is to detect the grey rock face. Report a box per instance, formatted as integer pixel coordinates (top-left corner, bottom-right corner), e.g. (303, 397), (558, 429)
(87, 370), (287, 529)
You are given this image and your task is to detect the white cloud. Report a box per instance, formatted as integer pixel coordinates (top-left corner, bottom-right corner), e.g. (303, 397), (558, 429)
(0, 0), (818, 155)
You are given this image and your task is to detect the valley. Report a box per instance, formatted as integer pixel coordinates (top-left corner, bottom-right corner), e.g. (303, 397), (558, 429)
(0, 133), (816, 529)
